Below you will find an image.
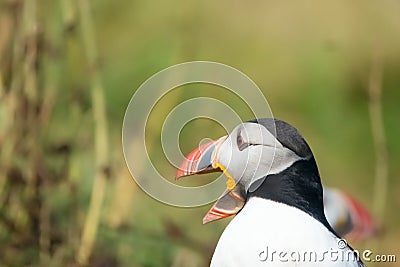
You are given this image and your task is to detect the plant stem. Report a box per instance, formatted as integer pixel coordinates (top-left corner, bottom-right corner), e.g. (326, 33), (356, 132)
(76, 0), (110, 265)
(368, 43), (388, 222)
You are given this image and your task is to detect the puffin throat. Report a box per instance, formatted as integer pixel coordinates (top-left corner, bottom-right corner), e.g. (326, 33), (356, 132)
(248, 157), (337, 236)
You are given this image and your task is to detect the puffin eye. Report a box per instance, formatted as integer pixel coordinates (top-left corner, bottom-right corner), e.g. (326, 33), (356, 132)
(237, 133), (248, 151)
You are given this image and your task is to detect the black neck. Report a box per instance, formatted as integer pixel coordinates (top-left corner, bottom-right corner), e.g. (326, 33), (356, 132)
(248, 158), (338, 237)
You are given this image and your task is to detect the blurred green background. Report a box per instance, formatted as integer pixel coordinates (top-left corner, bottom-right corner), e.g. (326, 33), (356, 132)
(0, 0), (399, 266)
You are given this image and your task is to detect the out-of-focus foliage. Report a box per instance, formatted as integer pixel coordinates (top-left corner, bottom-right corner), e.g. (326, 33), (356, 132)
(0, 0), (399, 266)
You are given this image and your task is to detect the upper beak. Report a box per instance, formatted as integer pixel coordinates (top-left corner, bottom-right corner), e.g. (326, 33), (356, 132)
(176, 136), (227, 179)
(176, 135), (246, 224)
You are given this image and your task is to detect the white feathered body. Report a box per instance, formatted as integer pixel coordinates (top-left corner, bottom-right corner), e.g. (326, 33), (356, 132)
(211, 197), (360, 267)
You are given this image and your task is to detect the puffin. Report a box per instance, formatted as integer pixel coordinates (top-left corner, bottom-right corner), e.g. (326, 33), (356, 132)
(323, 187), (376, 242)
(176, 118), (367, 266)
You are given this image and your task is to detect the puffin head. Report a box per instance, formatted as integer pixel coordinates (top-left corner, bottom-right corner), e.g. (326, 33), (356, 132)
(176, 118), (327, 227)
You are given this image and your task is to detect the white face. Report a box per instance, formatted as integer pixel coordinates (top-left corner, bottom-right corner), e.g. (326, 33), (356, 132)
(213, 122), (302, 193)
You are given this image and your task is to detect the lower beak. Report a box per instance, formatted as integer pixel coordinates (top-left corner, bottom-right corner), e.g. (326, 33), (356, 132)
(202, 186), (245, 224)
(176, 135), (246, 224)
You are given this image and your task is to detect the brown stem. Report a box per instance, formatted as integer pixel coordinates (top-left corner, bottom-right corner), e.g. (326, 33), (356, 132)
(75, 0), (110, 265)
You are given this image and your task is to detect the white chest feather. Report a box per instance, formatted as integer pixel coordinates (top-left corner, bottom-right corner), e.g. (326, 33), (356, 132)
(210, 197), (360, 267)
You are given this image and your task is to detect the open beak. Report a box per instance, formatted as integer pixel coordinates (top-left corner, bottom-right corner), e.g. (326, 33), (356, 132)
(176, 136), (246, 224)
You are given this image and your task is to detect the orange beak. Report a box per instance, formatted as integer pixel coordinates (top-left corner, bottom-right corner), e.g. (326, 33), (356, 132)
(176, 137), (226, 179)
(176, 136), (245, 224)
